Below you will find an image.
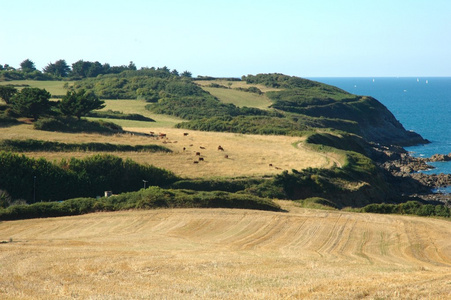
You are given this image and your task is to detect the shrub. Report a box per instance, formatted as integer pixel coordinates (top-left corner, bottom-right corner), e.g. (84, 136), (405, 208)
(33, 116), (123, 133)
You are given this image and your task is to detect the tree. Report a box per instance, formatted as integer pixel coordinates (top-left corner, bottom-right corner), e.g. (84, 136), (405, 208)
(60, 89), (105, 120)
(43, 59), (71, 77)
(128, 61), (137, 70)
(181, 70), (192, 78)
(10, 88), (51, 120)
(0, 86), (18, 104)
(20, 59), (37, 72)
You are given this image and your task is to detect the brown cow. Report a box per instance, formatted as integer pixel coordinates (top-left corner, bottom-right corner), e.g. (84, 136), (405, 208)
(183, 133), (189, 136)
(218, 146), (224, 151)
(200, 146), (206, 149)
(224, 155), (229, 159)
(195, 152), (201, 156)
(199, 157), (204, 161)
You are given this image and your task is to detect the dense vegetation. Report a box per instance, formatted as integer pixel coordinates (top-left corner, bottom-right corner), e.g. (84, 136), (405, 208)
(33, 117), (123, 133)
(0, 139), (171, 153)
(0, 187), (281, 220)
(0, 152), (179, 203)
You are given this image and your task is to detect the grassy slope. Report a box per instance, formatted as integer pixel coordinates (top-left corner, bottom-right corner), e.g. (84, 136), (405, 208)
(0, 80), (73, 96)
(201, 86), (272, 109)
(1, 206), (450, 299)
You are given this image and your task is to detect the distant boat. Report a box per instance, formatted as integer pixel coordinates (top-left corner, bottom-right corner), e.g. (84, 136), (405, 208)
(417, 78), (419, 82)
(426, 80), (428, 84)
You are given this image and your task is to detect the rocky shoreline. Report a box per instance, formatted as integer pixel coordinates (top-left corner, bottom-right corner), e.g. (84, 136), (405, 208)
(370, 143), (451, 206)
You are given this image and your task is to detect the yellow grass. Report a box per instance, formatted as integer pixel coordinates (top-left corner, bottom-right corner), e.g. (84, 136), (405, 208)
(194, 79), (282, 93)
(1, 204), (450, 299)
(1, 124), (332, 178)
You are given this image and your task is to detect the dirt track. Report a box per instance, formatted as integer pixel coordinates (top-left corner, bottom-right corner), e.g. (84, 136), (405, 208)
(1, 202), (450, 299)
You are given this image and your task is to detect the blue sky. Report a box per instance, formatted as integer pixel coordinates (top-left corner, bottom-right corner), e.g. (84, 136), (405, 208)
(1, 0), (450, 77)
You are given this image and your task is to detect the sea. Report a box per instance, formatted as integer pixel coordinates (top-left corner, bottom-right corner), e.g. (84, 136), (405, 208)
(310, 77), (451, 193)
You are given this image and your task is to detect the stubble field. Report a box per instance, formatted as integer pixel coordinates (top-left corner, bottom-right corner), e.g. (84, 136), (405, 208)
(1, 201), (450, 299)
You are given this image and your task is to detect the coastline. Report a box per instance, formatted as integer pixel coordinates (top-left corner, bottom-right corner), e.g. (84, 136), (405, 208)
(372, 142), (451, 206)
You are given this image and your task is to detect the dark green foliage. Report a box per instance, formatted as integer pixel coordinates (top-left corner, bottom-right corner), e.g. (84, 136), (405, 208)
(234, 86), (263, 95)
(86, 110), (155, 122)
(306, 133), (368, 155)
(0, 85), (18, 104)
(33, 116), (122, 133)
(0, 187), (281, 220)
(170, 178), (257, 193)
(300, 197), (338, 209)
(43, 59), (71, 77)
(271, 148), (391, 208)
(0, 139), (171, 153)
(60, 89), (105, 120)
(0, 113), (19, 126)
(10, 87), (51, 120)
(72, 68), (181, 100)
(243, 73), (347, 92)
(362, 201), (450, 218)
(19, 59), (37, 73)
(0, 152), (179, 203)
(176, 116), (304, 135)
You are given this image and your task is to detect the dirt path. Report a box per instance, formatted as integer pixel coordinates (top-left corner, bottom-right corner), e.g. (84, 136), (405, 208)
(1, 205), (450, 299)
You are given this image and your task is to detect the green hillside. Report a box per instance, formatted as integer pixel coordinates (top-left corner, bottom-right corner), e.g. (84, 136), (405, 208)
(1, 69), (441, 220)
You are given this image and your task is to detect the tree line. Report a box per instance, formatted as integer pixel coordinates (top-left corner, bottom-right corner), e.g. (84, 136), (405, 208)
(0, 85), (105, 121)
(0, 59), (192, 80)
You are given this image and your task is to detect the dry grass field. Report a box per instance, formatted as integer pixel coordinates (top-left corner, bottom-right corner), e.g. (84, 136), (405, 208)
(1, 202), (450, 299)
(0, 124), (335, 178)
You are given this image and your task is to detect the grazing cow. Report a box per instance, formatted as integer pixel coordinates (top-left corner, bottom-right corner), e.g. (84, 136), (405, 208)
(195, 152), (201, 156)
(218, 145), (224, 151)
(183, 133), (189, 136)
(224, 155), (229, 159)
(275, 167), (282, 170)
(183, 147), (186, 151)
(200, 146), (206, 149)
(269, 163), (273, 167)
(159, 133), (166, 138)
(193, 161), (199, 164)
(199, 157), (204, 161)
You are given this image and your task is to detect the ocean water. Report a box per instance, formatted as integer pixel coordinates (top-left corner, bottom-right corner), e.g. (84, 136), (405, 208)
(309, 77), (451, 179)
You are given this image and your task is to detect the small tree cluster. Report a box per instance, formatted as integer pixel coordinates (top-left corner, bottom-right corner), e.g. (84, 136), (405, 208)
(60, 89), (105, 120)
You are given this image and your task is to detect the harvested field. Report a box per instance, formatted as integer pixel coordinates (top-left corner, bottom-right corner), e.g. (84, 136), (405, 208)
(1, 202), (450, 299)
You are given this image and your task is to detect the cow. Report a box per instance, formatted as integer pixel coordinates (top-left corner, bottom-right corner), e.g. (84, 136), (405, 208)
(199, 157), (204, 161)
(195, 152), (201, 156)
(159, 133), (166, 138)
(218, 145), (224, 151)
(200, 146), (206, 149)
(183, 133), (189, 136)
(224, 155), (229, 159)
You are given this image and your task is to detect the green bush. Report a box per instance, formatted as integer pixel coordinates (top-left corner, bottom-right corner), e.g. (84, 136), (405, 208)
(87, 109), (155, 122)
(0, 152), (179, 203)
(0, 139), (171, 153)
(0, 186), (281, 220)
(33, 116), (123, 133)
(361, 201), (450, 218)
